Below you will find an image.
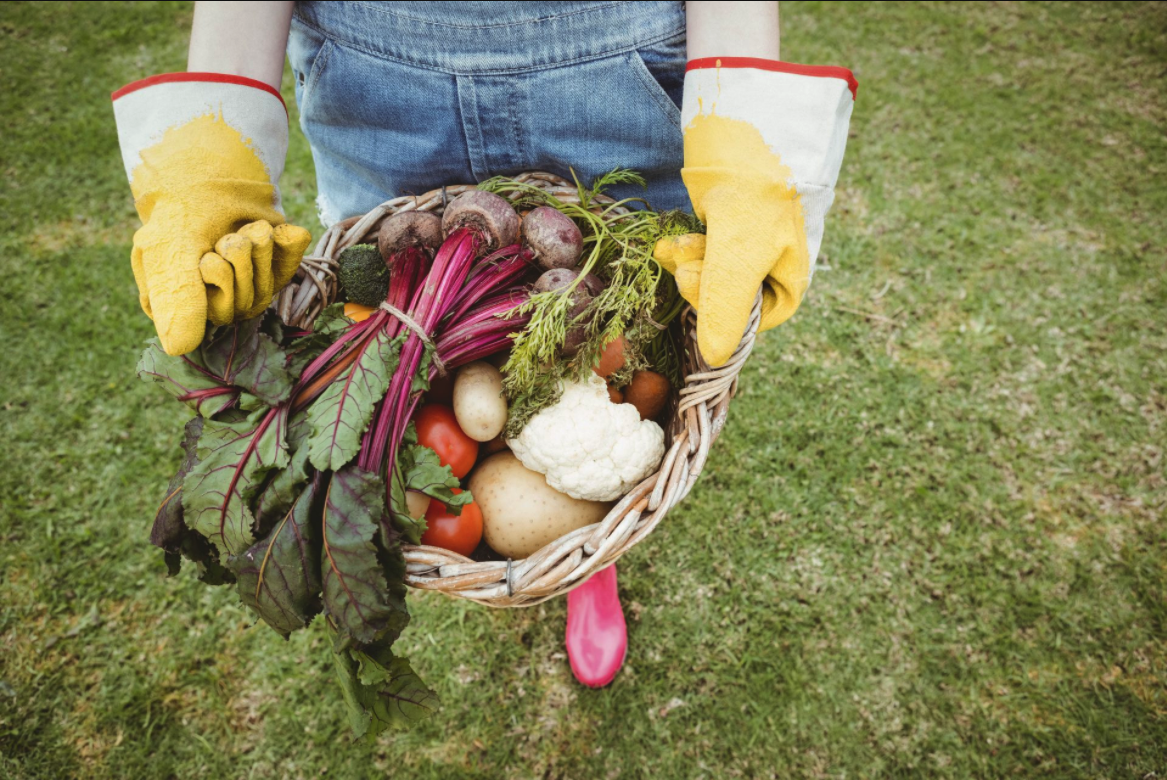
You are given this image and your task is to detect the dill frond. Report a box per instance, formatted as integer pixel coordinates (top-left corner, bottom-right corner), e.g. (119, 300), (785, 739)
(490, 171), (700, 432)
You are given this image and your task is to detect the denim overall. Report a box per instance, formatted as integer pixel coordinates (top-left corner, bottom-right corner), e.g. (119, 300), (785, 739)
(287, 1), (689, 225)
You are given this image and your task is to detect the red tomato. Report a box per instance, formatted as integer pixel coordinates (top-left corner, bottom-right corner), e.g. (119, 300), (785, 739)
(420, 489), (483, 557)
(415, 404), (477, 478)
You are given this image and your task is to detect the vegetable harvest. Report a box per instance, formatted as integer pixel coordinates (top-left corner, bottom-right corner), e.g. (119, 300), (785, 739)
(140, 171), (694, 738)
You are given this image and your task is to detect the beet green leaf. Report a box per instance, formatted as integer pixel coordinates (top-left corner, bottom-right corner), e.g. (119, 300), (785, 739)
(150, 416), (204, 569)
(231, 473), (324, 637)
(306, 330), (401, 472)
(329, 623), (439, 738)
(389, 429), (472, 545)
(321, 466), (402, 647)
(183, 408), (290, 558)
(138, 315), (294, 413)
(252, 411), (312, 539)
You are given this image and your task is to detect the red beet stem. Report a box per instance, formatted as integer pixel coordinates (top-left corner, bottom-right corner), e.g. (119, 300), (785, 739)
(357, 228), (484, 475)
(443, 245), (532, 327)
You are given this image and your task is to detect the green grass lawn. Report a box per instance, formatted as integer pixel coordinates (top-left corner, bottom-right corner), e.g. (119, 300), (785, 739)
(2, 1), (1166, 777)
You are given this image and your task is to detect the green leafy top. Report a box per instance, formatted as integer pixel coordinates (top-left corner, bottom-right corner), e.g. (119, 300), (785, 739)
(479, 169), (693, 436)
(141, 293), (458, 734)
(328, 618), (439, 740)
(137, 314), (295, 414)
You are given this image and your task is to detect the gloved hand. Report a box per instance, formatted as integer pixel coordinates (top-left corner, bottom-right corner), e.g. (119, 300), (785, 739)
(113, 74), (312, 355)
(655, 58), (857, 367)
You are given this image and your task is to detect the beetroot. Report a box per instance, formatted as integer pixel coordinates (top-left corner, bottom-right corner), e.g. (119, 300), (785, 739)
(532, 267), (579, 296)
(441, 190), (519, 250)
(378, 211), (442, 260)
(532, 267), (607, 356)
(522, 206), (583, 270)
(580, 271), (606, 298)
(561, 324), (588, 357)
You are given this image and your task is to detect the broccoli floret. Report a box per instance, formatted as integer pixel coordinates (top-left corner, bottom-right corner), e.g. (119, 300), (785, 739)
(337, 244), (389, 307)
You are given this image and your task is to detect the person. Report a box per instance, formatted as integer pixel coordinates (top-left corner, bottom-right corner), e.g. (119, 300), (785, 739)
(113, 0), (855, 688)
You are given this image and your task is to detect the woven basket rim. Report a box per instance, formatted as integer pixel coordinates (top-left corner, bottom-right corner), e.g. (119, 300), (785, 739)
(271, 171), (760, 607)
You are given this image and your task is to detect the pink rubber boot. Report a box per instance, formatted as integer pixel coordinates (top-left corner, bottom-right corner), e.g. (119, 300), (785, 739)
(565, 564), (627, 688)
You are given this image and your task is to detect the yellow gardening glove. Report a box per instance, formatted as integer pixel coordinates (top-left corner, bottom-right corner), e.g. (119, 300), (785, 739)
(199, 233), (256, 327)
(114, 74), (312, 355)
(198, 223), (312, 326)
(656, 58), (857, 367)
(655, 140), (810, 366)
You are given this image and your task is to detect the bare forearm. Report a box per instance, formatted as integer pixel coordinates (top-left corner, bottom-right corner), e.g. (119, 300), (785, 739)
(188, 1), (294, 90)
(686, 1), (780, 60)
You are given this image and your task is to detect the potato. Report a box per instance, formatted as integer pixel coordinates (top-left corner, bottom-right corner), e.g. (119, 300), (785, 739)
(404, 489), (431, 520)
(623, 369), (670, 421)
(453, 361), (507, 442)
(470, 452), (611, 559)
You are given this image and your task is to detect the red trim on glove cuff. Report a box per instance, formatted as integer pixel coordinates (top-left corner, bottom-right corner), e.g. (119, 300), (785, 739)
(111, 72), (286, 111)
(686, 57), (858, 99)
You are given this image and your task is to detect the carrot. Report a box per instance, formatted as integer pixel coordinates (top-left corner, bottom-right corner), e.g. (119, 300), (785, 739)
(344, 302), (376, 322)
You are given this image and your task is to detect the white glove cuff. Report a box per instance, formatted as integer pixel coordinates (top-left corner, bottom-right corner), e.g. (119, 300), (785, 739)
(682, 58), (857, 275)
(112, 73), (289, 198)
(682, 58), (856, 190)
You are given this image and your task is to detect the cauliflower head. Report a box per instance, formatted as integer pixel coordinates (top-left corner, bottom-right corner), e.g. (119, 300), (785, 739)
(507, 374), (665, 502)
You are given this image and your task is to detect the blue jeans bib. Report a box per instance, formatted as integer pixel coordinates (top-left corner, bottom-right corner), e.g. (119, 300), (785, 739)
(287, 1), (689, 225)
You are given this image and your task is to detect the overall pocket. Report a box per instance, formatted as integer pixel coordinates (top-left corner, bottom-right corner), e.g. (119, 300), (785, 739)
(629, 32), (686, 131)
(523, 43), (688, 211)
(288, 19), (335, 123)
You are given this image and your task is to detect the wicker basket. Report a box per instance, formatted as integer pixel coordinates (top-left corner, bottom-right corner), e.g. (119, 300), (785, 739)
(272, 172), (761, 607)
